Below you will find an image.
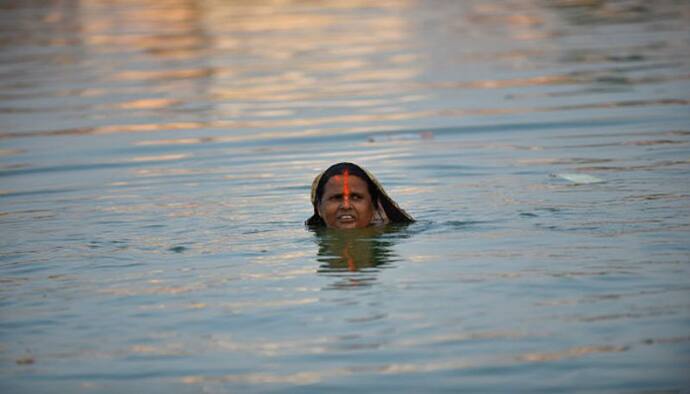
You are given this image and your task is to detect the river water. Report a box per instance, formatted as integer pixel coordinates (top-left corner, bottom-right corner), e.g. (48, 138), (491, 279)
(1, 0), (689, 392)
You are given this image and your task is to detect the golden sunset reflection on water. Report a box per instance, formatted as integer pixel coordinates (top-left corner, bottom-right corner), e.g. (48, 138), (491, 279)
(9, 0), (682, 141)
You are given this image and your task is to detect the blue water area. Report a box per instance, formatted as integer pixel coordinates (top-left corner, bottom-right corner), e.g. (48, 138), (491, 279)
(1, 1), (689, 393)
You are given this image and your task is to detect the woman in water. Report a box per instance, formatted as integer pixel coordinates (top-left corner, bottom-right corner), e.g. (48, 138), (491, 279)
(306, 162), (414, 229)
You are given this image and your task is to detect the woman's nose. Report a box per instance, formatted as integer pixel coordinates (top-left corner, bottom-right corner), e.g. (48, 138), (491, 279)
(341, 196), (351, 208)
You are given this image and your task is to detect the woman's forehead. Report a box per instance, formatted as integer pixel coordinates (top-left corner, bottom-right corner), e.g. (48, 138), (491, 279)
(324, 174), (368, 189)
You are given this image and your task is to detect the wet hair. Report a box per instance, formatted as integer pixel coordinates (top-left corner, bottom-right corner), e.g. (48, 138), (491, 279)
(306, 162), (413, 226)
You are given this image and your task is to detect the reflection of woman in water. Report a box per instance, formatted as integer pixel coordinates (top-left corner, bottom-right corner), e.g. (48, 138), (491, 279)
(306, 162), (414, 229)
(315, 226), (395, 272)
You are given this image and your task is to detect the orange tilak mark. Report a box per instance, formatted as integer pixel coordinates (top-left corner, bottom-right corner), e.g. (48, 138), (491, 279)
(342, 169), (350, 205)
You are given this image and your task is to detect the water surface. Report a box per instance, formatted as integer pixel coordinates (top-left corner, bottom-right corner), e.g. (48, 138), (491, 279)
(1, 0), (689, 392)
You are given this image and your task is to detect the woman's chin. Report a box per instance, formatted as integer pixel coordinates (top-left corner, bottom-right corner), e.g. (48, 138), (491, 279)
(334, 221), (358, 229)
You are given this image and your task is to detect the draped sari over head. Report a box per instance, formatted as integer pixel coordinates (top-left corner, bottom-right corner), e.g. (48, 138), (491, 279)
(306, 162), (414, 227)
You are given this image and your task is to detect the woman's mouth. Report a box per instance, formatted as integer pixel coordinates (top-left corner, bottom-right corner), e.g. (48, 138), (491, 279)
(337, 214), (355, 222)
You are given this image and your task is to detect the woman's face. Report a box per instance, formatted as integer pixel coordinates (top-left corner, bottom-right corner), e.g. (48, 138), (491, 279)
(318, 172), (374, 229)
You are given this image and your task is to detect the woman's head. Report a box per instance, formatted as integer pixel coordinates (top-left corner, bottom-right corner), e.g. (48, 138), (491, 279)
(306, 162), (414, 228)
(310, 163), (378, 229)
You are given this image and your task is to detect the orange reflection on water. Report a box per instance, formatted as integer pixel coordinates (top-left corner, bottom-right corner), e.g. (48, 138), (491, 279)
(116, 98), (181, 110)
(129, 153), (189, 162)
(3, 0), (687, 150)
(113, 68), (216, 82)
(517, 345), (629, 362)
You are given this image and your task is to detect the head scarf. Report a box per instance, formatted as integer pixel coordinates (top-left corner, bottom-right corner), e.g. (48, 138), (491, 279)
(306, 162), (414, 227)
